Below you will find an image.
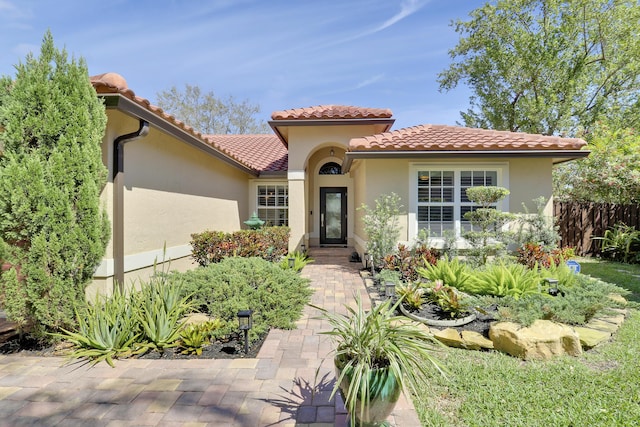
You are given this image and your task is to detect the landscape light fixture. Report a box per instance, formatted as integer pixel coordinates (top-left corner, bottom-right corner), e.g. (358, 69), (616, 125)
(288, 257), (295, 269)
(385, 282), (396, 299)
(301, 243), (306, 254)
(370, 253), (375, 276)
(237, 310), (253, 354)
(545, 278), (560, 296)
(330, 148), (334, 157)
(364, 252), (369, 269)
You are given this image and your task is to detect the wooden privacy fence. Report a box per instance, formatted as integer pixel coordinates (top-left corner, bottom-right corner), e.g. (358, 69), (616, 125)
(554, 201), (640, 256)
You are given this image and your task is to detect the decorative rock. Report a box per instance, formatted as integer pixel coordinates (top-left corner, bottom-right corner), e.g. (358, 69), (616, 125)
(489, 320), (582, 360)
(180, 313), (216, 326)
(596, 314), (626, 327)
(433, 328), (466, 348)
(585, 318), (619, 333)
(573, 327), (611, 349)
(608, 293), (628, 305)
(461, 330), (494, 350)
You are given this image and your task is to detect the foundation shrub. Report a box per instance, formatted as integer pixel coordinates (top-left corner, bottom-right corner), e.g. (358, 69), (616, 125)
(517, 243), (575, 269)
(172, 257), (312, 341)
(190, 226), (289, 266)
(382, 243), (439, 282)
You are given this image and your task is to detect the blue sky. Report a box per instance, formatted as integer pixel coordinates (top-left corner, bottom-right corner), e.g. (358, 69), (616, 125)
(0, 0), (484, 130)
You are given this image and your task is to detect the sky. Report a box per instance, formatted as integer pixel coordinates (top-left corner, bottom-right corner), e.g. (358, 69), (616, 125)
(0, 0), (485, 131)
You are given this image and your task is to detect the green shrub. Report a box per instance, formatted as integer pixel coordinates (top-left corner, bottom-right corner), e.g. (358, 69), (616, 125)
(190, 227), (289, 266)
(382, 243), (439, 282)
(495, 274), (630, 326)
(416, 256), (473, 291)
(171, 257), (312, 341)
(279, 250), (314, 272)
(593, 223), (640, 263)
(462, 186), (515, 266)
(0, 32), (109, 336)
(466, 263), (543, 299)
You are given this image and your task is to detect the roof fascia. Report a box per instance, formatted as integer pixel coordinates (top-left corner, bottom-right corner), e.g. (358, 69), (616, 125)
(268, 118), (395, 148)
(342, 150), (590, 172)
(102, 94), (258, 177)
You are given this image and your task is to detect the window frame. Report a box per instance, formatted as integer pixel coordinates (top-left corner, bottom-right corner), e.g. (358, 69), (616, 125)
(408, 163), (509, 244)
(256, 183), (289, 226)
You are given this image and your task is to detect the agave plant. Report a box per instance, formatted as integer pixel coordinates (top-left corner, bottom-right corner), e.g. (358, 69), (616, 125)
(55, 290), (141, 367)
(313, 295), (445, 426)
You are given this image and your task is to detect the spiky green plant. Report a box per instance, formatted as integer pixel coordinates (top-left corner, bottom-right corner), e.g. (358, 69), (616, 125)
(54, 290), (141, 367)
(467, 263), (543, 299)
(279, 250), (314, 272)
(313, 295), (445, 426)
(416, 256), (473, 291)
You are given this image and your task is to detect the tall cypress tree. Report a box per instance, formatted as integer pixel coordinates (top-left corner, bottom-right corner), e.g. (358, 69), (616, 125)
(0, 31), (109, 335)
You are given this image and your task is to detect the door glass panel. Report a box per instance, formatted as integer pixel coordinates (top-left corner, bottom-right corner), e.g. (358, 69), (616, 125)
(325, 192), (342, 239)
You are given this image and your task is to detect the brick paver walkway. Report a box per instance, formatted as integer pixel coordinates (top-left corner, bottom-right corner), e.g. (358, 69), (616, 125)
(0, 248), (421, 426)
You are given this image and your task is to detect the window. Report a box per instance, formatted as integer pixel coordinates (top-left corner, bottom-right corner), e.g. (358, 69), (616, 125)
(319, 162), (342, 175)
(257, 184), (288, 226)
(412, 165), (506, 239)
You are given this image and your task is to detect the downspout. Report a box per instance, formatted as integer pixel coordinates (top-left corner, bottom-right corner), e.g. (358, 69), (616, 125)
(113, 119), (149, 290)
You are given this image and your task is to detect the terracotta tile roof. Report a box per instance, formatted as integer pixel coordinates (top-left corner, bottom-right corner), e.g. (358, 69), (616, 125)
(271, 105), (393, 120)
(204, 134), (287, 172)
(349, 124), (587, 151)
(90, 73), (277, 173)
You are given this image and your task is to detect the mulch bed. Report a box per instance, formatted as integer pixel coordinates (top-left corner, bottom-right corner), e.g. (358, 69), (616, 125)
(0, 328), (267, 360)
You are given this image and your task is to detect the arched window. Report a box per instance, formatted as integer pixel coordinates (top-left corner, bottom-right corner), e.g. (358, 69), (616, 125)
(319, 162), (342, 175)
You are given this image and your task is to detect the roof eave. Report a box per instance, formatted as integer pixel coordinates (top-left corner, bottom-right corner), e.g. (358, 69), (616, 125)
(102, 94), (258, 177)
(269, 118), (395, 147)
(342, 149), (590, 172)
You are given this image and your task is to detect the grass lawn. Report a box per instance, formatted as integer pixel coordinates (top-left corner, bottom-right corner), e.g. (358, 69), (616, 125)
(414, 258), (640, 427)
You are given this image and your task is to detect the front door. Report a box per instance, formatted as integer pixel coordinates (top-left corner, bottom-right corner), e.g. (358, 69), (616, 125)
(320, 187), (347, 245)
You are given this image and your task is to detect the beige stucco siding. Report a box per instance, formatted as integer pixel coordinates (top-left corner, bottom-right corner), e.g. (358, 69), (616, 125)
(353, 156), (555, 249)
(92, 110), (250, 295)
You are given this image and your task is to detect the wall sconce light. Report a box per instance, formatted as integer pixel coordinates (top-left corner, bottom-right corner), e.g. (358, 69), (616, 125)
(237, 309), (253, 354)
(385, 282), (396, 299)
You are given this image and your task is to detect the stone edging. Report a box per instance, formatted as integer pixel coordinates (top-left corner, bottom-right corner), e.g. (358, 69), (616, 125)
(360, 270), (629, 360)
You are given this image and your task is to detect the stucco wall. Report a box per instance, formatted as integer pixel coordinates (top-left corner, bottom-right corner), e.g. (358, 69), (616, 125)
(90, 110), (250, 297)
(353, 156), (555, 250)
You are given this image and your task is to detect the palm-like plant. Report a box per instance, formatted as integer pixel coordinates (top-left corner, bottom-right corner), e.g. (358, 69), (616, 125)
(314, 295), (445, 426)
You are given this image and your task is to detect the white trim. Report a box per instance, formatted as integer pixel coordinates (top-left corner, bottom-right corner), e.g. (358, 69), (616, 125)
(288, 170), (305, 180)
(93, 244), (192, 278)
(408, 162), (509, 242)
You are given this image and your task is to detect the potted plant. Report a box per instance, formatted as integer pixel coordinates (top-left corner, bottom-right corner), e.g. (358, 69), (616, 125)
(314, 295), (445, 426)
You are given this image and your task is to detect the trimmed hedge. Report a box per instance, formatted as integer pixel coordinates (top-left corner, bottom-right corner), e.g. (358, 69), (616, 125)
(190, 226), (289, 266)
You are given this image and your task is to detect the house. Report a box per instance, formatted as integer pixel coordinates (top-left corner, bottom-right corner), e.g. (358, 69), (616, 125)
(88, 72), (588, 297)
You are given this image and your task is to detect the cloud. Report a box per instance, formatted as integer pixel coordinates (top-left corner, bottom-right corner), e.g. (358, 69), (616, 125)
(355, 74), (385, 90)
(373, 0), (427, 33)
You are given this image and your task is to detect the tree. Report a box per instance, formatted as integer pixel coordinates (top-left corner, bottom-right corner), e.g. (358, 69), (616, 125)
(156, 84), (270, 134)
(438, 0), (640, 136)
(554, 123), (640, 203)
(0, 31), (110, 335)
(359, 193), (404, 269)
